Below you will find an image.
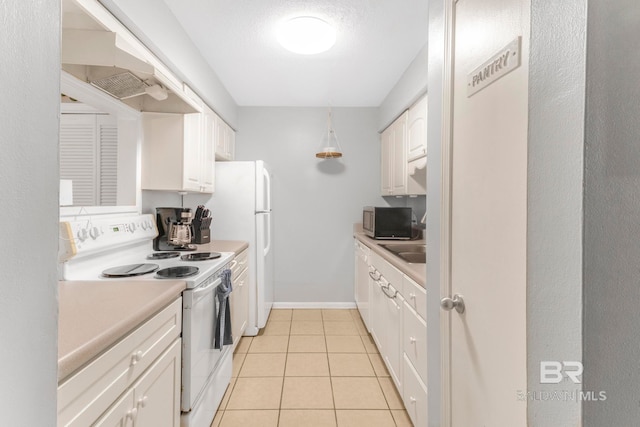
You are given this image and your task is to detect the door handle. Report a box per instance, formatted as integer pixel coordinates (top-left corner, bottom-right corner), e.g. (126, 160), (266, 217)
(440, 294), (465, 314)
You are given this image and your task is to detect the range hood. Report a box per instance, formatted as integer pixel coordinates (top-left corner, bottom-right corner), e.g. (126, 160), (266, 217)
(61, 0), (199, 114)
(62, 29), (169, 101)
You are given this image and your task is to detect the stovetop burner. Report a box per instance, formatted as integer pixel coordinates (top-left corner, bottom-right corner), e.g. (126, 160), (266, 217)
(102, 263), (159, 278)
(147, 251), (180, 260)
(180, 252), (222, 261)
(156, 266), (200, 279)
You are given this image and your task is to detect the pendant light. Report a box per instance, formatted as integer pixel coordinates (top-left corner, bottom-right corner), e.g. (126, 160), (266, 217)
(316, 108), (343, 159)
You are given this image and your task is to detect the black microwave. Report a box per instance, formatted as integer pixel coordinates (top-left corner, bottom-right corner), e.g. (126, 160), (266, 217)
(363, 207), (412, 240)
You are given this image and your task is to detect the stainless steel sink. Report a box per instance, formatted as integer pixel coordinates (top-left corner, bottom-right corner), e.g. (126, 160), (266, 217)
(380, 243), (426, 264)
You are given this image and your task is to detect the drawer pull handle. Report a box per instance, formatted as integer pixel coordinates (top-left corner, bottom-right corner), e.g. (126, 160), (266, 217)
(131, 350), (143, 365)
(381, 284), (398, 299)
(230, 260), (238, 270)
(410, 396), (417, 404)
(409, 293), (416, 299)
(368, 271), (381, 281)
(137, 396), (149, 408)
(409, 336), (417, 344)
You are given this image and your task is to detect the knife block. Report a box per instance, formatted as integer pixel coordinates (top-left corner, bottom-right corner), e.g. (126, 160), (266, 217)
(193, 227), (210, 244)
(191, 216), (211, 244)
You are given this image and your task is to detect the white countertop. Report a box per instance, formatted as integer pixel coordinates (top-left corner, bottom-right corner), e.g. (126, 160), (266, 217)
(353, 230), (426, 288)
(57, 239), (249, 382)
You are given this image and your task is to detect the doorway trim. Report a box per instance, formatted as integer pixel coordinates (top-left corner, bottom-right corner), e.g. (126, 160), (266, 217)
(439, 0), (457, 426)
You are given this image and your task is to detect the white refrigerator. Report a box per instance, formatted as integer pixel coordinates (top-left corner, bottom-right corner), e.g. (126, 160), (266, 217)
(209, 160), (274, 335)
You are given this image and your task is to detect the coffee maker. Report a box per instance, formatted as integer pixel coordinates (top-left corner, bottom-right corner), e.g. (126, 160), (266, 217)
(153, 207), (196, 251)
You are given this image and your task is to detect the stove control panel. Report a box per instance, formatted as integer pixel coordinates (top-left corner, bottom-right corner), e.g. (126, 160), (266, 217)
(59, 214), (158, 260)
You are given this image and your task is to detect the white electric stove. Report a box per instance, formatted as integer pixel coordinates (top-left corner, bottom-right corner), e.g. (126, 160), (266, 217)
(59, 213), (235, 427)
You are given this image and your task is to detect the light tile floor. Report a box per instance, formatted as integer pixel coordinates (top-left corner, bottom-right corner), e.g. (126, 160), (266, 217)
(211, 309), (413, 427)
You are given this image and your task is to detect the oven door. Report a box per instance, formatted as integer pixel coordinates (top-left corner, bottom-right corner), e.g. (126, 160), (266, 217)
(181, 276), (222, 412)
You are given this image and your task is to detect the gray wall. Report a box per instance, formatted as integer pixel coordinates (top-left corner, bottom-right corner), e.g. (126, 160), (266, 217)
(527, 0), (586, 424)
(235, 107), (385, 303)
(0, 1), (60, 424)
(378, 44), (428, 131)
(583, 0), (640, 424)
(100, 0), (238, 127)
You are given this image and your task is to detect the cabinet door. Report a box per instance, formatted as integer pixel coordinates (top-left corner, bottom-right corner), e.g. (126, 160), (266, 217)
(226, 126), (235, 160)
(93, 389), (135, 427)
(381, 282), (403, 390)
(403, 354), (428, 427)
(407, 95), (427, 161)
(380, 126), (393, 195)
(368, 268), (385, 351)
(201, 112), (215, 193)
(231, 267), (249, 347)
(354, 241), (371, 331)
(391, 112), (408, 195)
(214, 115), (228, 160)
(133, 339), (181, 427)
(183, 113), (203, 192)
(403, 303), (427, 382)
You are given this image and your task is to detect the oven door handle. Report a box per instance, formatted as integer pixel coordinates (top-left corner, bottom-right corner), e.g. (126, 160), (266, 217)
(193, 277), (222, 297)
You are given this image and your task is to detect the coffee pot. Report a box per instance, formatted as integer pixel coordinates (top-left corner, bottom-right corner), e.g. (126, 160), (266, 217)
(154, 207), (196, 251)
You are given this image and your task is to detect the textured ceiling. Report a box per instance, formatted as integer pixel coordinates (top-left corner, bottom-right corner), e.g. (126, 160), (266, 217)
(163, 0), (428, 107)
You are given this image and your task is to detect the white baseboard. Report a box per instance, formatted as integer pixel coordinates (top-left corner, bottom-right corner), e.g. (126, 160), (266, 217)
(272, 302), (357, 309)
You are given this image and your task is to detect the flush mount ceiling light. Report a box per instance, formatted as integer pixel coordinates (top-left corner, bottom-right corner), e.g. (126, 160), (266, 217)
(277, 16), (336, 55)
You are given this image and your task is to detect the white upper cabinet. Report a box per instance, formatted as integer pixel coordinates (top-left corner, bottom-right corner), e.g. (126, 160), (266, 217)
(391, 112), (409, 195)
(141, 112), (214, 193)
(381, 125), (394, 195)
(380, 96), (427, 197)
(214, 113), (235, 161)
(407, 95), (427, 161)
(381, 111), (409, 196)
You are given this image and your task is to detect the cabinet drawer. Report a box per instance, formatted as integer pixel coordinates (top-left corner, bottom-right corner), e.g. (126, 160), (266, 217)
(403, 275), (426, 321)
(371, 252), (403, 291)
(58, 298), (182, 427)
(403, 354), (428, 427)
(231, 248), (249, 280)
(403, 303), (427, 382)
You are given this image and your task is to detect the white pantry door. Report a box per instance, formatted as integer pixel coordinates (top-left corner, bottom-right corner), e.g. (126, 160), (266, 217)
(445, 0), (530, 425)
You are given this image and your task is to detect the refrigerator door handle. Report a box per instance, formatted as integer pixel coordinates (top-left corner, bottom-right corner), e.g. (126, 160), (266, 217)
(255, 210), (272, 214)
(263, 213), (271, 256)
(263, 167), (272, 211)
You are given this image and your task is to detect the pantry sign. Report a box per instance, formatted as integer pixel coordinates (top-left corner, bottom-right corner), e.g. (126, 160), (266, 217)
(467, 37), (521, 97)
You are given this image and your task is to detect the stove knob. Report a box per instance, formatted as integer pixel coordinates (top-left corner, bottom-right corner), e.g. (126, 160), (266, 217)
(128, 223), (137, 233)
(141, 221), (149, 231)
(76, 228), (88, 242)
(89, 227), (101, 240)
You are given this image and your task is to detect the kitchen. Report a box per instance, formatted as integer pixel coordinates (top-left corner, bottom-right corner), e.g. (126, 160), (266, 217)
(57, 0), (427, 426)
(4, 0), (638, 427)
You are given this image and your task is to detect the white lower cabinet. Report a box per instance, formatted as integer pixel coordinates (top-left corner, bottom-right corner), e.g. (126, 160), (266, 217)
(230, 248), (250, 350)
(381, 280), (404, 390)
(94, 389), (135, 427)
(354, 240), (371, 331)
(403, 354), (428, 427)
(403, 303), (427, 382)
(58, 299), (182, 427)
(356, 243), (427, 426)
(368, 266), (385, 351)
(95, 340), (181, 427)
